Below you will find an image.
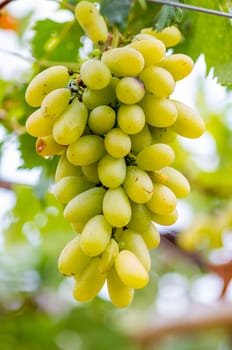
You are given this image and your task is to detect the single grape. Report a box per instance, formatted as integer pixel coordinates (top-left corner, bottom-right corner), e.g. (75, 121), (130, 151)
(35, 135), (65, 157)
(75, 1), (108, 43)
(82, 84), (116, 110)
(130, 37), (165, 66)
(130, 124), (152, 153)
(104, 128), (131, 158)
(141, 26), (182, 47)
(80, 59), (111, 90)
(159, 54), (194, 80)
(88, 105), (116, 135)
(146, 183), (177, 215)
(136, 143), (175, 171)
(117, 104), (145, 135)
(98, 154), (126, 188)
(149, 208), (178, 226)
(55, 152), (82, 182)
(116, 77), (145, 104)
(139, 222), (160, 249)
(25, 108), (54, 137)
(41, 88), (71, 120)
(128, 202), (152, 232)
(103, 187), (131, 227)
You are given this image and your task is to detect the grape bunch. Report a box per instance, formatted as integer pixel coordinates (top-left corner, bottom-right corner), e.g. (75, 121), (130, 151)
(24, 1), (205, 307)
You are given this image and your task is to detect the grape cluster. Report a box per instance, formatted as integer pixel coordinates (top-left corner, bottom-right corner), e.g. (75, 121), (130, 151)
(25, 1), (205, 307)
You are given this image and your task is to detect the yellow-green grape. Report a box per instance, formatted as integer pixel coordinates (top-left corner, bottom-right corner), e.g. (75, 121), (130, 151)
(139, 66), (175, 98)
(67, 135), (105, 166)
(153, 167), (190, 198)
(35, 135), (65, 157)
(25, 108), (54, 137)
(101, 47), (144, 77)
(25, 65), (70, 107)
(88, 105), (116, 135)
(146, 183), (177, 215)
(128, 202), (151, 232)
(80, 215), (112, 257)
(82, 85), (116, 110)
(53, 98), (88, 146)
(73, 257), (106, 303)
(41, 88), (71, 120)
(64, 186), (106, 223)
(99, 239), (119, 274)
(150, 126), (177, 144)
(53, 175), (93, 204)
(103, 187), (131, 227)
(104, 128), (131, 158)
(116, 77), (145, 104)
(150, 208), (178, 226)
(80, 59), (111, 90)
(159, 54), (194, 81)
(58, 235), (90, 277)
(136, 143), (175, 171)
(123, 166), (153, 204)
(140, 93), (177, 127)
(81, 162), (100, 184)
(107, 265), (134, 308)
(75, 1), (108, 44)
(98, 154), (126, 188)
(114, 250), (149, 289)
(117, 104), (145, 135)
(130, 37), (165, 66)
(171, 100), (205, 138)
(130, 124), (152, 153)
(55, 152), (82, 182)
(119, 229), (151, 271)
(140, 222), (160, 249)
(142, 26), (182, 47)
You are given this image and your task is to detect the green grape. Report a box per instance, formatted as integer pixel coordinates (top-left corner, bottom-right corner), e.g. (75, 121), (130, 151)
(58, 235), (90, 277)
(146, 183), (176, 215)
(73, 257), (106, 303)
(153, 167), (190, 198)
(130, 37), (165, 66)
(55, 152), (82, 182)
(114, 250), (149, 289)
(115, 77), (145, 104)
(53, 98), (88, 145)
(136, 143), (175, 171)
(119, 229), (151, 271)
(71, 221), (86, 233)
(88, 105), (116, 135)
(64, 186), (106, 223)
(53, 175), (93, 204)
(41, 88), (71, 120)
(139, 66), (175, 98)
(140, 93), (177, 127)
(128, 202), (151, 232)
(159, 54), (194, 81)
(150, 126), (177, 143)
(103, 187), (131, 227)
(150, 208), (178, 226)
(99, 239), (119, 274)
(80, 215), (112, 257)
(107, 266), (134, 308)
(117, 104), (145, 135)
(101, 47), (144, 77)
(123, 166), (153, 204)
(80, 59), (111, 90)
(98, 154), (126, 188)
(35, 135), (65, 157)
(139, 222), (160, 249)
(25, 108), (54, 137)
(67, 135), (105, 166)
(104, 128), (131, 158)
(142, 26), (182, 47)
(81, 162), (100, 184)
(130, 124), (152, 153)
(75, 1), (108, 43)
(82, 84), (116, 110)
(171, 100), (205, 138)
(25, 65), (70, 107)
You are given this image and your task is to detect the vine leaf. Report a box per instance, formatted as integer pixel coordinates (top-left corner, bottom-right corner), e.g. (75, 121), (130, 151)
(155, 3), (183, 31)
(101, 0), (132, 30)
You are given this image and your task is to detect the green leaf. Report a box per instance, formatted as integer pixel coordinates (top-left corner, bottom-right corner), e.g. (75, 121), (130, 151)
(101, 0), (132, 30)
(155, 3), (183, 31)
(176, 0), (232, 86)
(31, 19), (83, 62)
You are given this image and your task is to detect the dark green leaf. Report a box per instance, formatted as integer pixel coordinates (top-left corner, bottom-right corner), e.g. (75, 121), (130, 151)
(155, 4), (183, 31)
(101, 0), (132, 30)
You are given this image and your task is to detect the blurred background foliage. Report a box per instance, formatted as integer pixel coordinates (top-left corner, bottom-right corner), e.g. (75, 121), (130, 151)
(1, 0), (232, 349)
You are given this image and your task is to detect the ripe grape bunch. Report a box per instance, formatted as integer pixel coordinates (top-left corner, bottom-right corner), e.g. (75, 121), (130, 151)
(25, 1), (205, 307)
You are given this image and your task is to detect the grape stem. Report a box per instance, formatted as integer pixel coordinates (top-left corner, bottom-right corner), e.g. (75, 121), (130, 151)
(146, 0), (232, 19)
